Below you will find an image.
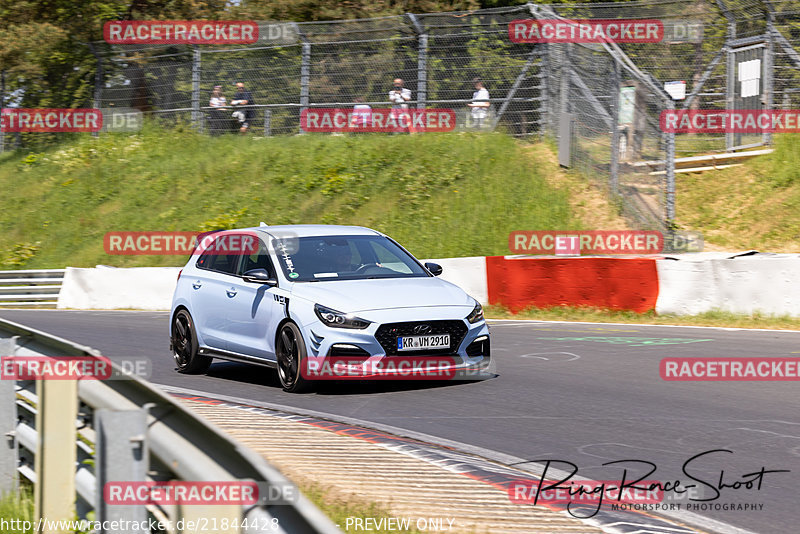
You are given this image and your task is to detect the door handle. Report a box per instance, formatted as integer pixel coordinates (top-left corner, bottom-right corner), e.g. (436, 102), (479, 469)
(192, 281), (202, 289)
(226, 288), (238, 297)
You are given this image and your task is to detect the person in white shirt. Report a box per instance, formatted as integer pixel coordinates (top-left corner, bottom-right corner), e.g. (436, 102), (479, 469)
(389, 78), (412, 109)
(389, 78), (413, 133)
(468, 77), (490, 129)
(208, 86), (228, 134)
(209, 86), (227, 108)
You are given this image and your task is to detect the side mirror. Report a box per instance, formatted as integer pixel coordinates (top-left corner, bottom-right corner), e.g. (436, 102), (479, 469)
(424, 262), (443, 276)
(242, 268), (278, 286)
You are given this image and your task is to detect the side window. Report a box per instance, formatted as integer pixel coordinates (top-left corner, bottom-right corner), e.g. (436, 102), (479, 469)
(196, 236), (243, 276)
(242, 239), (275, 277)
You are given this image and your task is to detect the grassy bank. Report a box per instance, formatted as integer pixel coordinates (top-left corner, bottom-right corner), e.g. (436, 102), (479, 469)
(676, 133), (800, 252)
(0, 126), (580, 268)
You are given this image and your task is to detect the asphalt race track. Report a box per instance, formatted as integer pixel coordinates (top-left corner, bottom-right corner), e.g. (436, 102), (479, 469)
(1, 309), (798, 534)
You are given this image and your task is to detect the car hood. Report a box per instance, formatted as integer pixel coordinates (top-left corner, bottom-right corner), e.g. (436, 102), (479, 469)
(289, 276), (473, 313)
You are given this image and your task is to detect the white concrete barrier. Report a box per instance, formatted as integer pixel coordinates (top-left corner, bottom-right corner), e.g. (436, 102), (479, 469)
(56, 257), (488, 310)
(656, 256), (800, 316)
(423, 256), (488, 305)
(55, 254), (800, 316)
(57, 266), (180, 310)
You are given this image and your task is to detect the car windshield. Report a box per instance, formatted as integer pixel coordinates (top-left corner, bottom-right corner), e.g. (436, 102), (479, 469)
(272, 234), (429, 282)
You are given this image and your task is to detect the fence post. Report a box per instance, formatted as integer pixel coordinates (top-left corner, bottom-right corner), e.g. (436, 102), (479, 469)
(299, 34), (311, 133)
(95, 409), (149, 534)
(665, 99), (677, 230)
(407, 14), (427, 109)
(539, 44), (549, 138)
(88, 43), (103, 138)
(34, 379), (78, 533)
(192, 46), (202, 132)
(725, 24), (736, 151)
(557, 43), (572, 167)
(764, 18), (774, 146)
(263, 109), (272, 136)
(609, 60), (620, 195)
(0, 337), (18, 496)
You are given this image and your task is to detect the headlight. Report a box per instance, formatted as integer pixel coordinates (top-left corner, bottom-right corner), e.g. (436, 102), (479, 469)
(466, 301), (484, 324)
(314, 304), (371, 329)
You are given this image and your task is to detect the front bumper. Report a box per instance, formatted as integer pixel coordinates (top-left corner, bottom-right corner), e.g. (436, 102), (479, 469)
(299, 306), (491, 380)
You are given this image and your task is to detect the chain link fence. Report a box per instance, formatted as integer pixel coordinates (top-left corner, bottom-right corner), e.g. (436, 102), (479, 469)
(1, 1), (799, 230)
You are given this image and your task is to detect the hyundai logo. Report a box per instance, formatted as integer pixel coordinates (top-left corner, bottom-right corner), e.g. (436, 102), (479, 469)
(412, 324), (432, 334)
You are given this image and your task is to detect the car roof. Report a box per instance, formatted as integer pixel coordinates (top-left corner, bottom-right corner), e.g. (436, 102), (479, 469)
(240, 224), (383, 239)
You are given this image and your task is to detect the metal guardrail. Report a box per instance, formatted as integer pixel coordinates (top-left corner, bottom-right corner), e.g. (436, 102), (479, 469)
(0, 269), (65, 308)
(0, 318), (342, 534)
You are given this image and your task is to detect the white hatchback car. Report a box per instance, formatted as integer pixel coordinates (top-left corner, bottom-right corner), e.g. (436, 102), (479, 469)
(170, 224), (490, 392)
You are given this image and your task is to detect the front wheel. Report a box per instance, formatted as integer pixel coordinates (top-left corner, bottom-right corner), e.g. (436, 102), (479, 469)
(276, 322), (313, 393)
(172, 309), (212, 374)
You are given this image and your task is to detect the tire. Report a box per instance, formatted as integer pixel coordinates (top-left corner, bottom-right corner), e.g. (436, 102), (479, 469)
(276, 322), (314, 393)
(171, 309), (212, 374)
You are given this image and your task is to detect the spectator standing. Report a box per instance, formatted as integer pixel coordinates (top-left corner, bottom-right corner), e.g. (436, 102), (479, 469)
(231, 82), (256, 134)
(208, 85), (228, 135)
(389, 78), (412, 133)
(468, 77), (490, 129)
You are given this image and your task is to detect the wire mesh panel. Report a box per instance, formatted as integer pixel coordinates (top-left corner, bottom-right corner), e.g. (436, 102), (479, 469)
(3, 1), (799, 230)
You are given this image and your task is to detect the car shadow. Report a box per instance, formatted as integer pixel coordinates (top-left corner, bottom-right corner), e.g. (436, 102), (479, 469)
(204, 360), (497, 394)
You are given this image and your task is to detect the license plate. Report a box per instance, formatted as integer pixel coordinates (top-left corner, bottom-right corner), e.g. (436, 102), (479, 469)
(397, 334), (450, 351)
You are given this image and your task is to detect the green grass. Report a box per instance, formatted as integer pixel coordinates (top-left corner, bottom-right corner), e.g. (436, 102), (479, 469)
(485, 304), (800, 330)
(676, 133), (800, 251)
(0, 125), (579, 268)
(0, 487), (34, 534)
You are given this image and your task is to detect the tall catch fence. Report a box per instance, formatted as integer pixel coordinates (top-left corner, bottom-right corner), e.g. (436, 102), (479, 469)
(1, 1), (798, 230)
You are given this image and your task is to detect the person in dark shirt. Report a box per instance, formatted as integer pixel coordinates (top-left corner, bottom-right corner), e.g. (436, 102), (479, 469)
(231, 82), (256, 134)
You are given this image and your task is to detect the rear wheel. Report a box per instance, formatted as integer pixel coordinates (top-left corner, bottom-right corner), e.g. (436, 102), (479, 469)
(172, 309), (212, 374)
(276, 322), (313, 393)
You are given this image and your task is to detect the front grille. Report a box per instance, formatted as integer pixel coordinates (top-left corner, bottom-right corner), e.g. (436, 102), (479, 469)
(375, 320), (468, 355)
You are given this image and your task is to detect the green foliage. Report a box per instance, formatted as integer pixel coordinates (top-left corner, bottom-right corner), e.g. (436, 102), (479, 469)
(1, 242), (40, 267)
(199, 208), (249, 232)
(752, 134), (800, 188)
(0, 126), (579, 268)
(0, 486), (33, 533)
